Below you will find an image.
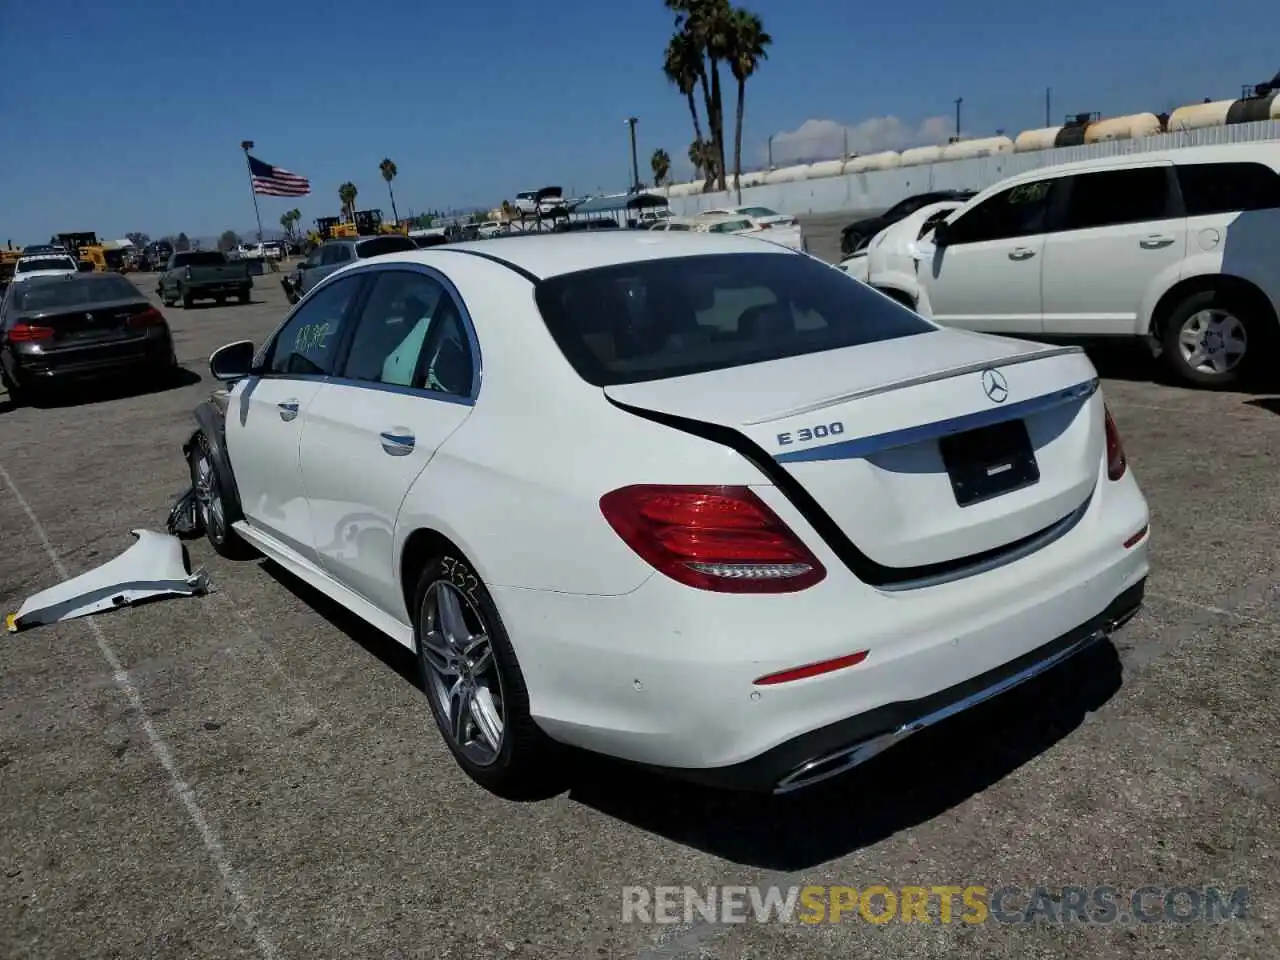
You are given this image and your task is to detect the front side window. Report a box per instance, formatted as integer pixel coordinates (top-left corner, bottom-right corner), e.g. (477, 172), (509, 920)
(946, 179), (1055, 245)
(264, 275), (361, 376)
(1060, 166), (1175, 231)
(534, 252), (933, 386)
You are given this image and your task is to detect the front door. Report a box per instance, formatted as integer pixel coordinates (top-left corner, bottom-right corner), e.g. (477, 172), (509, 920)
(1040, 163), (1186, 336)
(917, 178), (1061, 335)
(225, 273), (365, 561)
(298, 267), (478, 621)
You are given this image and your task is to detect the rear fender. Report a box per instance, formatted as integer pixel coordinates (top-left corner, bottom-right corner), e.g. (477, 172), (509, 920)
(185, 399), (243, 518)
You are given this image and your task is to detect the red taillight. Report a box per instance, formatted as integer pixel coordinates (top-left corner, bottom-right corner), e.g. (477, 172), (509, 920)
(1104, 404), (1126, 480)
(598, 485), (826, 593)
(6, 322), (55, 342)
(127, 306), (166, 330)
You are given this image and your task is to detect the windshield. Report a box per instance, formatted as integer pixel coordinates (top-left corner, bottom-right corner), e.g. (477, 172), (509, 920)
(16, 257), (77, 273)
(16, 276), (139, 311)
(174, 252), (226, 267)
(533, 252), (932, 386)
(740, 207), (779, 218)
(356, 236), (417, 257)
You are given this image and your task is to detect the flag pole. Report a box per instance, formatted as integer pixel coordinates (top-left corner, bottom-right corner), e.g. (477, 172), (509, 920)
(240, 140), (264, 243)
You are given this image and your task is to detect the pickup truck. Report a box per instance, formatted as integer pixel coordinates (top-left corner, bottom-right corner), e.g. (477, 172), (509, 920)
(156, 251), (252, 308)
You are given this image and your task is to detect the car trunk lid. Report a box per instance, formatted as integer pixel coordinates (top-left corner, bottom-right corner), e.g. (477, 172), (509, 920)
(604, 328), (1102, 573)
(19, 299), (153, 346)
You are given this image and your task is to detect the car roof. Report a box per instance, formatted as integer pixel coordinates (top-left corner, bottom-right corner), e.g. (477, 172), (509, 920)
(406, 230), (795, 279)
(993, 142), (1280, 191)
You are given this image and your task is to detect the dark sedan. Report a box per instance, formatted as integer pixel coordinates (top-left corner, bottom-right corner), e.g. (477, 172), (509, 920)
(840, 190), (977, 257)
(1, 273), (177, 404)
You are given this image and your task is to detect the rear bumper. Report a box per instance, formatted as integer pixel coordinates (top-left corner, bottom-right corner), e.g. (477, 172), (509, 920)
(489, 464), (1150, 791)
(186, 282), (250, 297)
(8, 336), (174, 385)
(679, 578), (1143, 793)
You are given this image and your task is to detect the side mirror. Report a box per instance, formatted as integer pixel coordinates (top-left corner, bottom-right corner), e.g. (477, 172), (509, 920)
(209, 340), (255, 381)
(931, 220), (951, 247)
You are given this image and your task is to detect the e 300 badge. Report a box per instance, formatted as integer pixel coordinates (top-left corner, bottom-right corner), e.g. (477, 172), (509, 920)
(777, 421), (845, 446)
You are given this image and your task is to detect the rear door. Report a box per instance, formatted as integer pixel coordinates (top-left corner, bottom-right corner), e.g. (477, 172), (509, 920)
(1040, 162), (1185, 336)
(298, 266), (478, 617)
(226, 274), (364, 560)
(917, 178), (1061, 334)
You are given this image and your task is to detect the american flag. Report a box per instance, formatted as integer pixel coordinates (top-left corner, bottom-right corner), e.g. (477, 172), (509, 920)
(247, 154), (311, 197)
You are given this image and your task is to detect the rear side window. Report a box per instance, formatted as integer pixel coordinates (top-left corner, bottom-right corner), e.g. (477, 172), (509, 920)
(1061, 166), (1176, 230)
(1176, 162), (1280, 216)
(356, 236), (418, 257)
(533, 252), (932, 386)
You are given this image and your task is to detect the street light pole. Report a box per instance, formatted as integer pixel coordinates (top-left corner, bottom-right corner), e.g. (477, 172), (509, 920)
(626, 117), (640, 192)
(954, 98), (963, 139)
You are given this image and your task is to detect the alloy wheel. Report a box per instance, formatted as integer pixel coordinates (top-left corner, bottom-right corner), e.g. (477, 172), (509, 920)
(1178, 308), (1247, 376)
(419, 580), (505, 766)
(193, 451), (225, 542)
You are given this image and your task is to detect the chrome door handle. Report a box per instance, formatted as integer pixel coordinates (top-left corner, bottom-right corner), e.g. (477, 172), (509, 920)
(277, 400), (299, 421)
(1008, 247), (1036, 260)
(1139, 235), (1174, 249)
(379, 430), (415, 455)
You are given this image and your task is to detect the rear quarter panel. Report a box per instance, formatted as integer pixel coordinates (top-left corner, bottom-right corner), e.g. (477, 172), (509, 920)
(391, 263), (770, 597)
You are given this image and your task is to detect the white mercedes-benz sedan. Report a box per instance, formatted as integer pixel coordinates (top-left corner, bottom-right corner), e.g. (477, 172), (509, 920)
(193, 230), (1150, 798)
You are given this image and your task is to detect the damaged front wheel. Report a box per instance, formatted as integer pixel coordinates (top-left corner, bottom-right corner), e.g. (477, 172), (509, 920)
(188, 432), (253, 559)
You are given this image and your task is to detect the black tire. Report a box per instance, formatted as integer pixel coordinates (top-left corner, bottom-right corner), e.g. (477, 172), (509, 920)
(1159, 288), (1265, 389)
(214, 296), (226, 306)
(187, 432), (254, 559)
(237, 291), (250, 304)
(181, 290), (194, 309)
(412, 553), (561, 800)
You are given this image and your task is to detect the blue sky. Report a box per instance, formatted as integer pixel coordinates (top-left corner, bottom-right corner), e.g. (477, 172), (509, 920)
(5, 0), (1275, 243)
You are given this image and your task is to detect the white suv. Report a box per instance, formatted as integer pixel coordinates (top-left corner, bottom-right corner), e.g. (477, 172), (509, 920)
(905, 143), (1280, 387)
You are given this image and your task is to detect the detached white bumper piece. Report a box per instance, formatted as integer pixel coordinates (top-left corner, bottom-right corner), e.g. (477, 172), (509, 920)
(5, 529), (209, 634)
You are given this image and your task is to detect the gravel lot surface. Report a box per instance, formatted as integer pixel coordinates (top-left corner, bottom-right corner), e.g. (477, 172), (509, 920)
(0, 266), (1276, 959)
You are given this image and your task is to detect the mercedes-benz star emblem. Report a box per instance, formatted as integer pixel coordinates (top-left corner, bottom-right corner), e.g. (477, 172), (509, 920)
(981, 368), (1009, 403)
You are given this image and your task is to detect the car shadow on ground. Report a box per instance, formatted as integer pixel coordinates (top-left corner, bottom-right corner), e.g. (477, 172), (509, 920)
(1, 366), (203, 411)
(9, 366), (204, 410)
(259, 562), (421, 687)
(1079, 341), (1280, 394)
(1243, 397), (1280, 416)
(257, 558), (1122, 870)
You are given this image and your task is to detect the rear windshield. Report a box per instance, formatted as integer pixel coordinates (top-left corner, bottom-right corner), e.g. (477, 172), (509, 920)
(533, 252), (933, 385)
(16, 257), (77, 273)
(16, 276), (139, 311)
(356, 236), (417, 257)
(173, 252), (227, 267)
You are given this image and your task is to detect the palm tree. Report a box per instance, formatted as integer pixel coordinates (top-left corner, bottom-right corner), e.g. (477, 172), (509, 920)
(379, 158), (400, 226)
(663, 32), (704, 148)
(338, 182), (358, 221)
(727, 9), (771, 202)
(666, 0), (733, 191)
(650, 148), (672, 186)
(688, 139), (716, 190)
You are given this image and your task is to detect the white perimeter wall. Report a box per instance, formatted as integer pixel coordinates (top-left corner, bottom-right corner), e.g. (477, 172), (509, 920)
(666, 120), (1280, 217)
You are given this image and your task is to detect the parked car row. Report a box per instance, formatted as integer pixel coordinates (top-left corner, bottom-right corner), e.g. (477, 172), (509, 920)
(838, 142), (1280, 388)
(648, 205), (807, 251)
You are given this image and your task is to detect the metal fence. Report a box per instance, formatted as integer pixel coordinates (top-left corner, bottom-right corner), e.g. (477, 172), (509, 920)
(665, 120), (1280, 218)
